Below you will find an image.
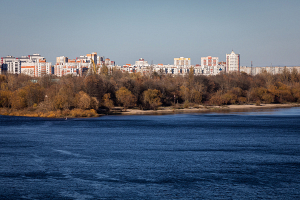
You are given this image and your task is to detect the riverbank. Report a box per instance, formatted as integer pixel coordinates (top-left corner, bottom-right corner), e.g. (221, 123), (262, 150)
(0, 108), (99, 118)
(0, 103), (299, 118)
(120, 103), (300, 115)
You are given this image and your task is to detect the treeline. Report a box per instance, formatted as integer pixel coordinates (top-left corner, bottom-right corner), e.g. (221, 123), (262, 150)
(0, 67), (300, 117)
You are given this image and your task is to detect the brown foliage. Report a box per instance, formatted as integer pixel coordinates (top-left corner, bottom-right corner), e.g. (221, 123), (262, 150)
(116, 87), (136, 110)
(291, 83), (300, 103)
(179, 85), (190, 102)
(23, 83), (45, 107)
(209, 91), (227, 106)
(143, 89), (162, 110)
(190, 89), (202, 104)
(76, 91), (92, 110)
(53, 85), (75, 110)
(10, 88), (27, 109)
(1, 68), (300, 117)
(102, 93), (114, 110)
(0, 90), (12, 107)
(238, 97), (247, 104)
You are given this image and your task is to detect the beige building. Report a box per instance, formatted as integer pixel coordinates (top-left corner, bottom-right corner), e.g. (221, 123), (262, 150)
(54, 52), (115, 77)
(56, 56), (68, 64)
(174, 57), (191, 67)
(201, 56), (219, 67)
(135, 58), (150, 67)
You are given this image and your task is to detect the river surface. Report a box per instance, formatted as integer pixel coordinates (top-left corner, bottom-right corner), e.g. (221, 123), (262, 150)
(0, 108), (300, 199)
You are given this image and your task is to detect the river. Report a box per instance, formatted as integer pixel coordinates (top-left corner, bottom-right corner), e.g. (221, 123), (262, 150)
(0, 108), (300, 199)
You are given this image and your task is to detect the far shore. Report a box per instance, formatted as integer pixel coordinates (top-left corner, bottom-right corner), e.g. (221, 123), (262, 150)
(119, 103), (300, 115)
(0, 103), (299, 118)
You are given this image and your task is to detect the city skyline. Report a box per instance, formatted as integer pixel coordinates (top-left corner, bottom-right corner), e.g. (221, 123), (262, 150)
(1, 0), (300, 67)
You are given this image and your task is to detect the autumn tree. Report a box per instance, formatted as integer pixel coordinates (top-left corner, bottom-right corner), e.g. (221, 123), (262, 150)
(269, 82), (294, 103)
(84, 75), (103, 100)
(190, 89), (202, 104)
(0, 75), (6, 84)
(188, 67), (195, 88)
(102, 93), (114, 111)
(116, 87), (136, 110)
(209, 91), (226, 106)
(280, 67), (291, 83)
(290, 68), (299, 83)
(10, 88), (27, 109)
(0, 90), (12, 107)
(179, 85), (190, 102)
(143, 89), (162, 110)
(84, 75), (114, 103)
(23, 83), (45, 107)
(291, 83), (300, 102)
(38, 74), (55, 89)
(90, 97), (99, 110)
(76, 91), (92, 110)
(53, 85), (75, 110)
(101, 64), (109, 76)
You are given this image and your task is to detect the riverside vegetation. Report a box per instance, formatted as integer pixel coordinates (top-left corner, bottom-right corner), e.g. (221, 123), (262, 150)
(0, 67), (300, 118)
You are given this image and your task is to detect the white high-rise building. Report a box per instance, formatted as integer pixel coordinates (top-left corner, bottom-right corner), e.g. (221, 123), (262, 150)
(1, 54), (52, 77)
(135, 58), (150, 67)
(201, 56), (219, 67)
(174, 57), (191, 67)
(200, 56), (225, 75)
(226, 50), (240, 72)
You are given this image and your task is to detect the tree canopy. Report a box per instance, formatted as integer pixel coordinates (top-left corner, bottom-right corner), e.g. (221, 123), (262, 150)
(0, 68), (300, 117)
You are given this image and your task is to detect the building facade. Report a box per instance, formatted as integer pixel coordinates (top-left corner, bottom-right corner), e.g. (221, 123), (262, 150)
(226, 50), (240, 72)
(200, 56), (222, 75)
(54, 52), (116, 77)
(201, 56), (219, 67)
(1, 54), (52, 77)
(135, 58), (150, 67)
(240, 66), (300, 76)
(174, 57), (191, 67)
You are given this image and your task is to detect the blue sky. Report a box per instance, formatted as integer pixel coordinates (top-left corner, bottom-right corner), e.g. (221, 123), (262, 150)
(1, 0), (300, 66)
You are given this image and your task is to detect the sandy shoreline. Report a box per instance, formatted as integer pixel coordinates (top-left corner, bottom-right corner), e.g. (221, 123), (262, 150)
(120, 103), (300, 115)
(0, 103), (299, 118)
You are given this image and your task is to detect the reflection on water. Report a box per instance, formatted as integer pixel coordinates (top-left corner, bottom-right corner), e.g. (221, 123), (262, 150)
(208, 107), (300, 116)
(0, 107), (300, 199)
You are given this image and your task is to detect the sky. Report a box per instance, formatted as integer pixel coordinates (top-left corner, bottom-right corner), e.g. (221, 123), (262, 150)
(1, 0), (300, 67)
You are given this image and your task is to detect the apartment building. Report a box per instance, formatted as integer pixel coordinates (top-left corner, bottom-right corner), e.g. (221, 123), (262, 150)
(152, 64), (193, 76)
(135, 58), (150, 67)
(105, 58), (115, 66)
(200, 56), (222, 75)
(54, 55), (89, 77)
(1, 56), (20, 74)
(118, 58), (194, 76)
(1, 54), (52, 77)
(54, 52), (116, 77)
(201, 56), (219, 67)
(21, 59), (52, 77)
(86, 52), (98, 65)
(240, 66), (300, 76)
(174, 57), (191, 67)
(56, 56), (68, 64)
(54, 61), (90, 77)
(226, 50), (240, 72)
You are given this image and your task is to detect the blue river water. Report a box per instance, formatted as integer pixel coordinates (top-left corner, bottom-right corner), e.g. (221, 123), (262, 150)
(0, 108), (300, 199)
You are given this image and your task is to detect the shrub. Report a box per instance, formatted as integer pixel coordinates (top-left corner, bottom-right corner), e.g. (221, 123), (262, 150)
(255, 100), (261, 106)
(238, 97), (247, 104)
(183, 100), (190, 108)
